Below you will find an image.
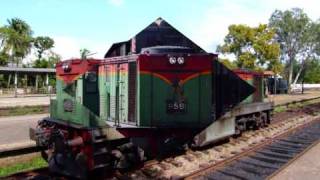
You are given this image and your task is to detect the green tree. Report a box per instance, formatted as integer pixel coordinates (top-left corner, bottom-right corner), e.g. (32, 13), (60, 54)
(47, 52), (61, 68)
(33, 58), (49, 68)
(217, 24), (280, 72)
(80, 48), (91, 59)
(0, 26), (16, 66)
(0, 18), (33, 88)
(0, 18), (33, 66)
(219, 58), (237, 69)
(0, 51), (9, 66)
(34, 36), (54, 60)
(304, 59), (320, 83)
(33, 52), (61, 68)
(269, 8), (311, 87)
(292, 22), (320, 85)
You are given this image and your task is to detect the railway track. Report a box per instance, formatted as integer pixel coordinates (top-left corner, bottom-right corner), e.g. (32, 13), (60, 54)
(2, 98), (320, 179)
(184, 118), (320, 179)
(119, 113), (320, 179)
(4, 167), (50, 180)
(3, 97), (319, 159)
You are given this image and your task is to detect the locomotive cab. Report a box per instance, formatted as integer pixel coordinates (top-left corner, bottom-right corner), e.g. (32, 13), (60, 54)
(51, 59), (103, 127)
(99, 46), (215, 129)
(137, 46), (215, 128)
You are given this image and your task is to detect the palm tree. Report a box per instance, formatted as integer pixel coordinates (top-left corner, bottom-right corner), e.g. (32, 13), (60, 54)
(1, 18), (33, 66)
(34, 36), (54, 60)
(80, 48), (91, 59)
(0, 18), (33, 87)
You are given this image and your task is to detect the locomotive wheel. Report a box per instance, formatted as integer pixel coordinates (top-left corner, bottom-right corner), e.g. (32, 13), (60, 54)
(48, 152), (88, 179)
(45, 129), (88, 179)
(40, 149), (52, 162)
(112, 142), (145, 169)
(261, 113), (268, 127)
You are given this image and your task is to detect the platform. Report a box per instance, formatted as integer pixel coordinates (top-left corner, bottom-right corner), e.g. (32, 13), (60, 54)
(0, 95), (55, 108)
(271, 141), (320, 180)
(270, 90), (320, 106)
(0, 114), (47, 147)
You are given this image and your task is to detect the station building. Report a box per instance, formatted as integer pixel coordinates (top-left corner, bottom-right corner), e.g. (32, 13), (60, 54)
(0, 66), (55, 97)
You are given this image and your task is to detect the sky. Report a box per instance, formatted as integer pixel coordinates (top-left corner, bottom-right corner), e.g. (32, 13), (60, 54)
(0, 0), (319, 62)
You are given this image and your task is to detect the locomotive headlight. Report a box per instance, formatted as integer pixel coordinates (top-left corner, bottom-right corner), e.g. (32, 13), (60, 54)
(62, 62), (71, 72)
(177, 57), (184, 64)
(179, 103), (185, 110)
(173, 102), (179, 110)
(168, 56), (185, 65)
(169, 57), (176, 64)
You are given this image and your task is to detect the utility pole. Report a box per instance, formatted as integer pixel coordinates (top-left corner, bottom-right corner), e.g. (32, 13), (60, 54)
(301, 67), (306, 94)
(14, 72), (18, 97)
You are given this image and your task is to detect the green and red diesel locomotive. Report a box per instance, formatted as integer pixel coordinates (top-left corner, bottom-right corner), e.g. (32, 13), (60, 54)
(30, 18), (273, 178)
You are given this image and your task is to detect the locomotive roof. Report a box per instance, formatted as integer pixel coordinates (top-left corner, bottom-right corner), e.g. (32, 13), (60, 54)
(104, 17), (205, 58)
(141, 46), (197, 54)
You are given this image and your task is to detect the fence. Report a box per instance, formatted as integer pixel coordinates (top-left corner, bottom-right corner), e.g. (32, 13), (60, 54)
(0, 87), (56, 96)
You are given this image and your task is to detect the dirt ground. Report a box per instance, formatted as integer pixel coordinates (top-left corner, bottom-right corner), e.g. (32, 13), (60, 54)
(0, 114), (47, 146)
(0, 96), (55, 108)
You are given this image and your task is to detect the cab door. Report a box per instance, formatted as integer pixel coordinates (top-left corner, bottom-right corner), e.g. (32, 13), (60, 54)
(118, 63), (129, 124)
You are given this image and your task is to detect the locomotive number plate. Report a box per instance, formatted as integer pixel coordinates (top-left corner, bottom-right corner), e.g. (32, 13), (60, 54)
(166, 100), (187, 113)
(63, 99), (74, 112)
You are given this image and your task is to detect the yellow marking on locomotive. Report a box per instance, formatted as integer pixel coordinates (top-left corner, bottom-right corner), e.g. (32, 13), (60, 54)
(179, 71), (211, 85)
(56, 74), (82, 83)
(140, 70), (212, 86)
(140, 71), (172, 85)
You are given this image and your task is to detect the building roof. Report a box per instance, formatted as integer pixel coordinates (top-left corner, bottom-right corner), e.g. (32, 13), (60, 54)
(263, 71), (275, 76)
(105, 41), (130, 57)
(0, 67), (55, 74)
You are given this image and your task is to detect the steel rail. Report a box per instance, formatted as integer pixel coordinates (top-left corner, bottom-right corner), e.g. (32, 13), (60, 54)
(183, 117), (320, 179)
(0, 144), (40, 159)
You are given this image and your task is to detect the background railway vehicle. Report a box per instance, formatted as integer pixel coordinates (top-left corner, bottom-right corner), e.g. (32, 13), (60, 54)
(267, 77), (289, 94)
(29, 18), (273, 179)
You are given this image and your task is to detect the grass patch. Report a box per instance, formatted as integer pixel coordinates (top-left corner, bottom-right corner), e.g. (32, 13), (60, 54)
(0, 105), (48, 117)
(0, 156), (47, 177)
(274, 106), (286, 113)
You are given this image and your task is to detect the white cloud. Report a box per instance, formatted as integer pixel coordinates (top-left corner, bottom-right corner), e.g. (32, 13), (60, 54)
(108, 0), (124, 6)
(51, 36), (109, 60)
(191, 0), (320, 54)
(52, 36), (81, 59)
